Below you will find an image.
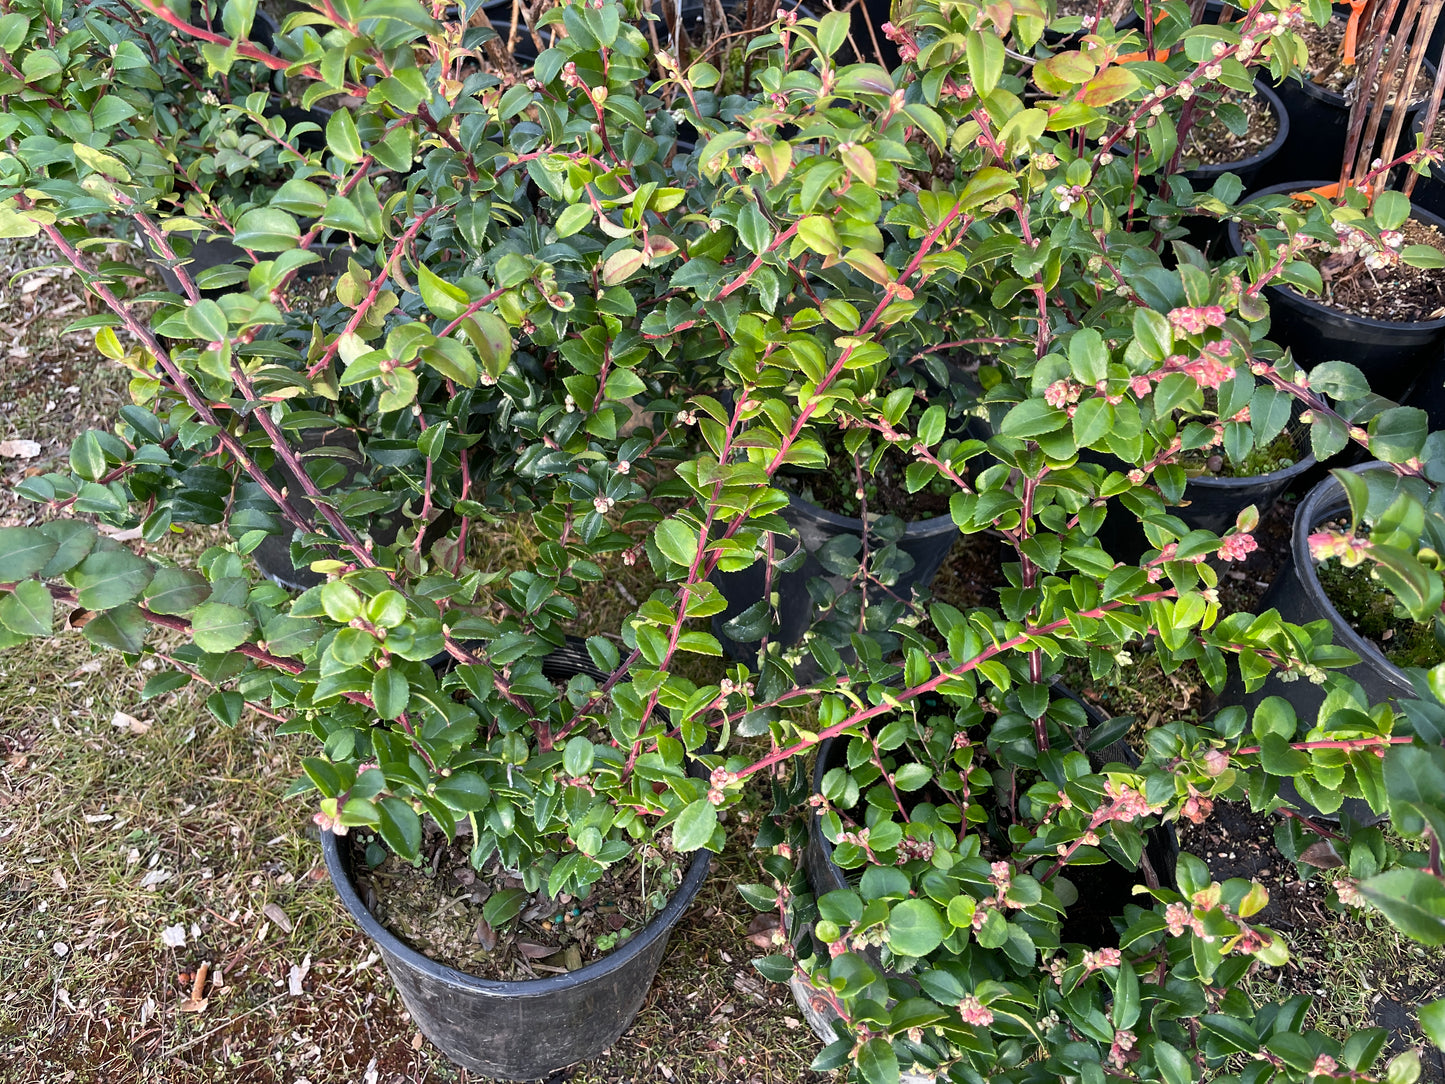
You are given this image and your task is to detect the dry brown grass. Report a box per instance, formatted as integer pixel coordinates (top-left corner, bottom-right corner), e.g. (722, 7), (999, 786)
(0, 237), (826, 1084)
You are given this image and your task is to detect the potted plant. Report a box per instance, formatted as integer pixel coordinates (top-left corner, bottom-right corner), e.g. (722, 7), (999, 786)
(0, 0), (745, 1075)
(6, 2), (1445, 1084)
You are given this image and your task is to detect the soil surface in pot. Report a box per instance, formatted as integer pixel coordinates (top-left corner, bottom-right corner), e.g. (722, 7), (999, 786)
(1246, 216), (1445, 321)
(781, 428), (954, 521)
(1300, 17), (1435, 104)
(1176, 426), (1303, 479)
(349, 822), (689, 981)
(1315, 520), (1445, 668)
(1180, 89), (1279, 168)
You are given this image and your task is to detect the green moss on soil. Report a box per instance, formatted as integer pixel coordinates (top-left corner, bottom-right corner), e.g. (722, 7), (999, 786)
(1317, 554), (1445, 670)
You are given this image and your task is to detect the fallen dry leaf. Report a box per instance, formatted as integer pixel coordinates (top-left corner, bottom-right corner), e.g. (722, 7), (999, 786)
(0, 439), (40, 459)
(515, 941), (555, 959)
(746, 913), (781, 950)
(111, 710), (150, 736)
(179, 962), (210, 1012)
(1300, 840), (1344, 869)
(262, 902), (293, 933)
(288, 953), (311, 996)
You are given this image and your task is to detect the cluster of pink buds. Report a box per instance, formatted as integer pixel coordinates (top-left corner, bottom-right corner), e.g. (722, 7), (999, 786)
(1082, 947), (1121, 971)
(1165, 901), (1207, 937)
(1174, 342), (1237, 390)
(1332, 221), (1405, 271)
(958, 995), (994, 1027)
(896, 837), (936, 864)
(880, 22), (919, 62)
(1181, 788), (1214, 824)
(1307, 529), (1371, 568)
(1167, 305), (1227, 336)
(1054, 184), (1085, 212)
(1044, 379), (1083, 409)
(1217, 532), (1258, 562)
(313, 807), (348, 836)
(1110, 1029), (1138, 1068)
(1314, 1055), (1340, 1077)
(1101, 780), (1160, 824)
(1333, 877), (1366, 908)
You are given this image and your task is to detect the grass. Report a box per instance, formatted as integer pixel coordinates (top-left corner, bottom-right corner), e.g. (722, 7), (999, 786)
(0, 239), (821, 1083)
(0, 224), (1441, 1084)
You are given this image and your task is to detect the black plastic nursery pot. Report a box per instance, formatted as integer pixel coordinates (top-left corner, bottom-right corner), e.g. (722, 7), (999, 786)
(321, 642), (715, 1081)
(710, 492), (959, 660)
(1090, 439), (1317, 564)
(804, 688), (1180, 945)
(1226, 181), (1445, 401)
(1213, 464), (1413, 825)
(145, 228), (349, 300)
(1179, 78), (1290, 210)
(1257, 39), (1435, 191)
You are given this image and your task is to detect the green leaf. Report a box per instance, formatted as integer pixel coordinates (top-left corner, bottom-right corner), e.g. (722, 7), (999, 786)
(1000, 398), (1068, 438)
(0, 526), (58, 580)
(887, 897), (947, 956)
(0, 580), (52, 636)
(673, 799), (718, 852)
(321, 580), (363, 623)
(143, 568), (211, 615)
(965, 29), (1005, 96)
(1420, 998), (1445, 1051)
(602, 248), (645, 286)
(1374, 190), (1411, 232)
(371, 666), (409, 719)
(377, 796), (422, 861)
(232, 208), (299, 252)
(142, 671), (192, 699)
(1154, 1040), (1194, 1084)
(482, 885), (528, 927)
(206, 689), (244, 726)
(555, 203), (593, 238)
(326, 108), (364, 164)
(190, 601), (255, 653)
(72, 548), (153, 609)
(654, 519), (698, 567)
(857, 1037), (900, 1084)
(1370, 406), (1429, 464)
(69, 431), (107, 482)
(959, 166), (1016, 211)
(185, 299), (228, 342)
(434, 771), (491, 812)
(1360, 868), (1445, 945)
(816, 10), (850, 56)
(83, 603), (146, 652)
(563, 736), (595, 777)
(417, 263), (469, 321)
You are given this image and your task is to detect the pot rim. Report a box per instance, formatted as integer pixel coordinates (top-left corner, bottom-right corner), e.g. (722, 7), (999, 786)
(1183, 78), (1291, 181)
(1226, 180), (1445, 332)
(322, 640), (716, 998)
(783, 491), (959, 538)
(1289, 463), (1420, 697)
(323, 829), (713, 998)
(1183, 447), (1317, 491)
